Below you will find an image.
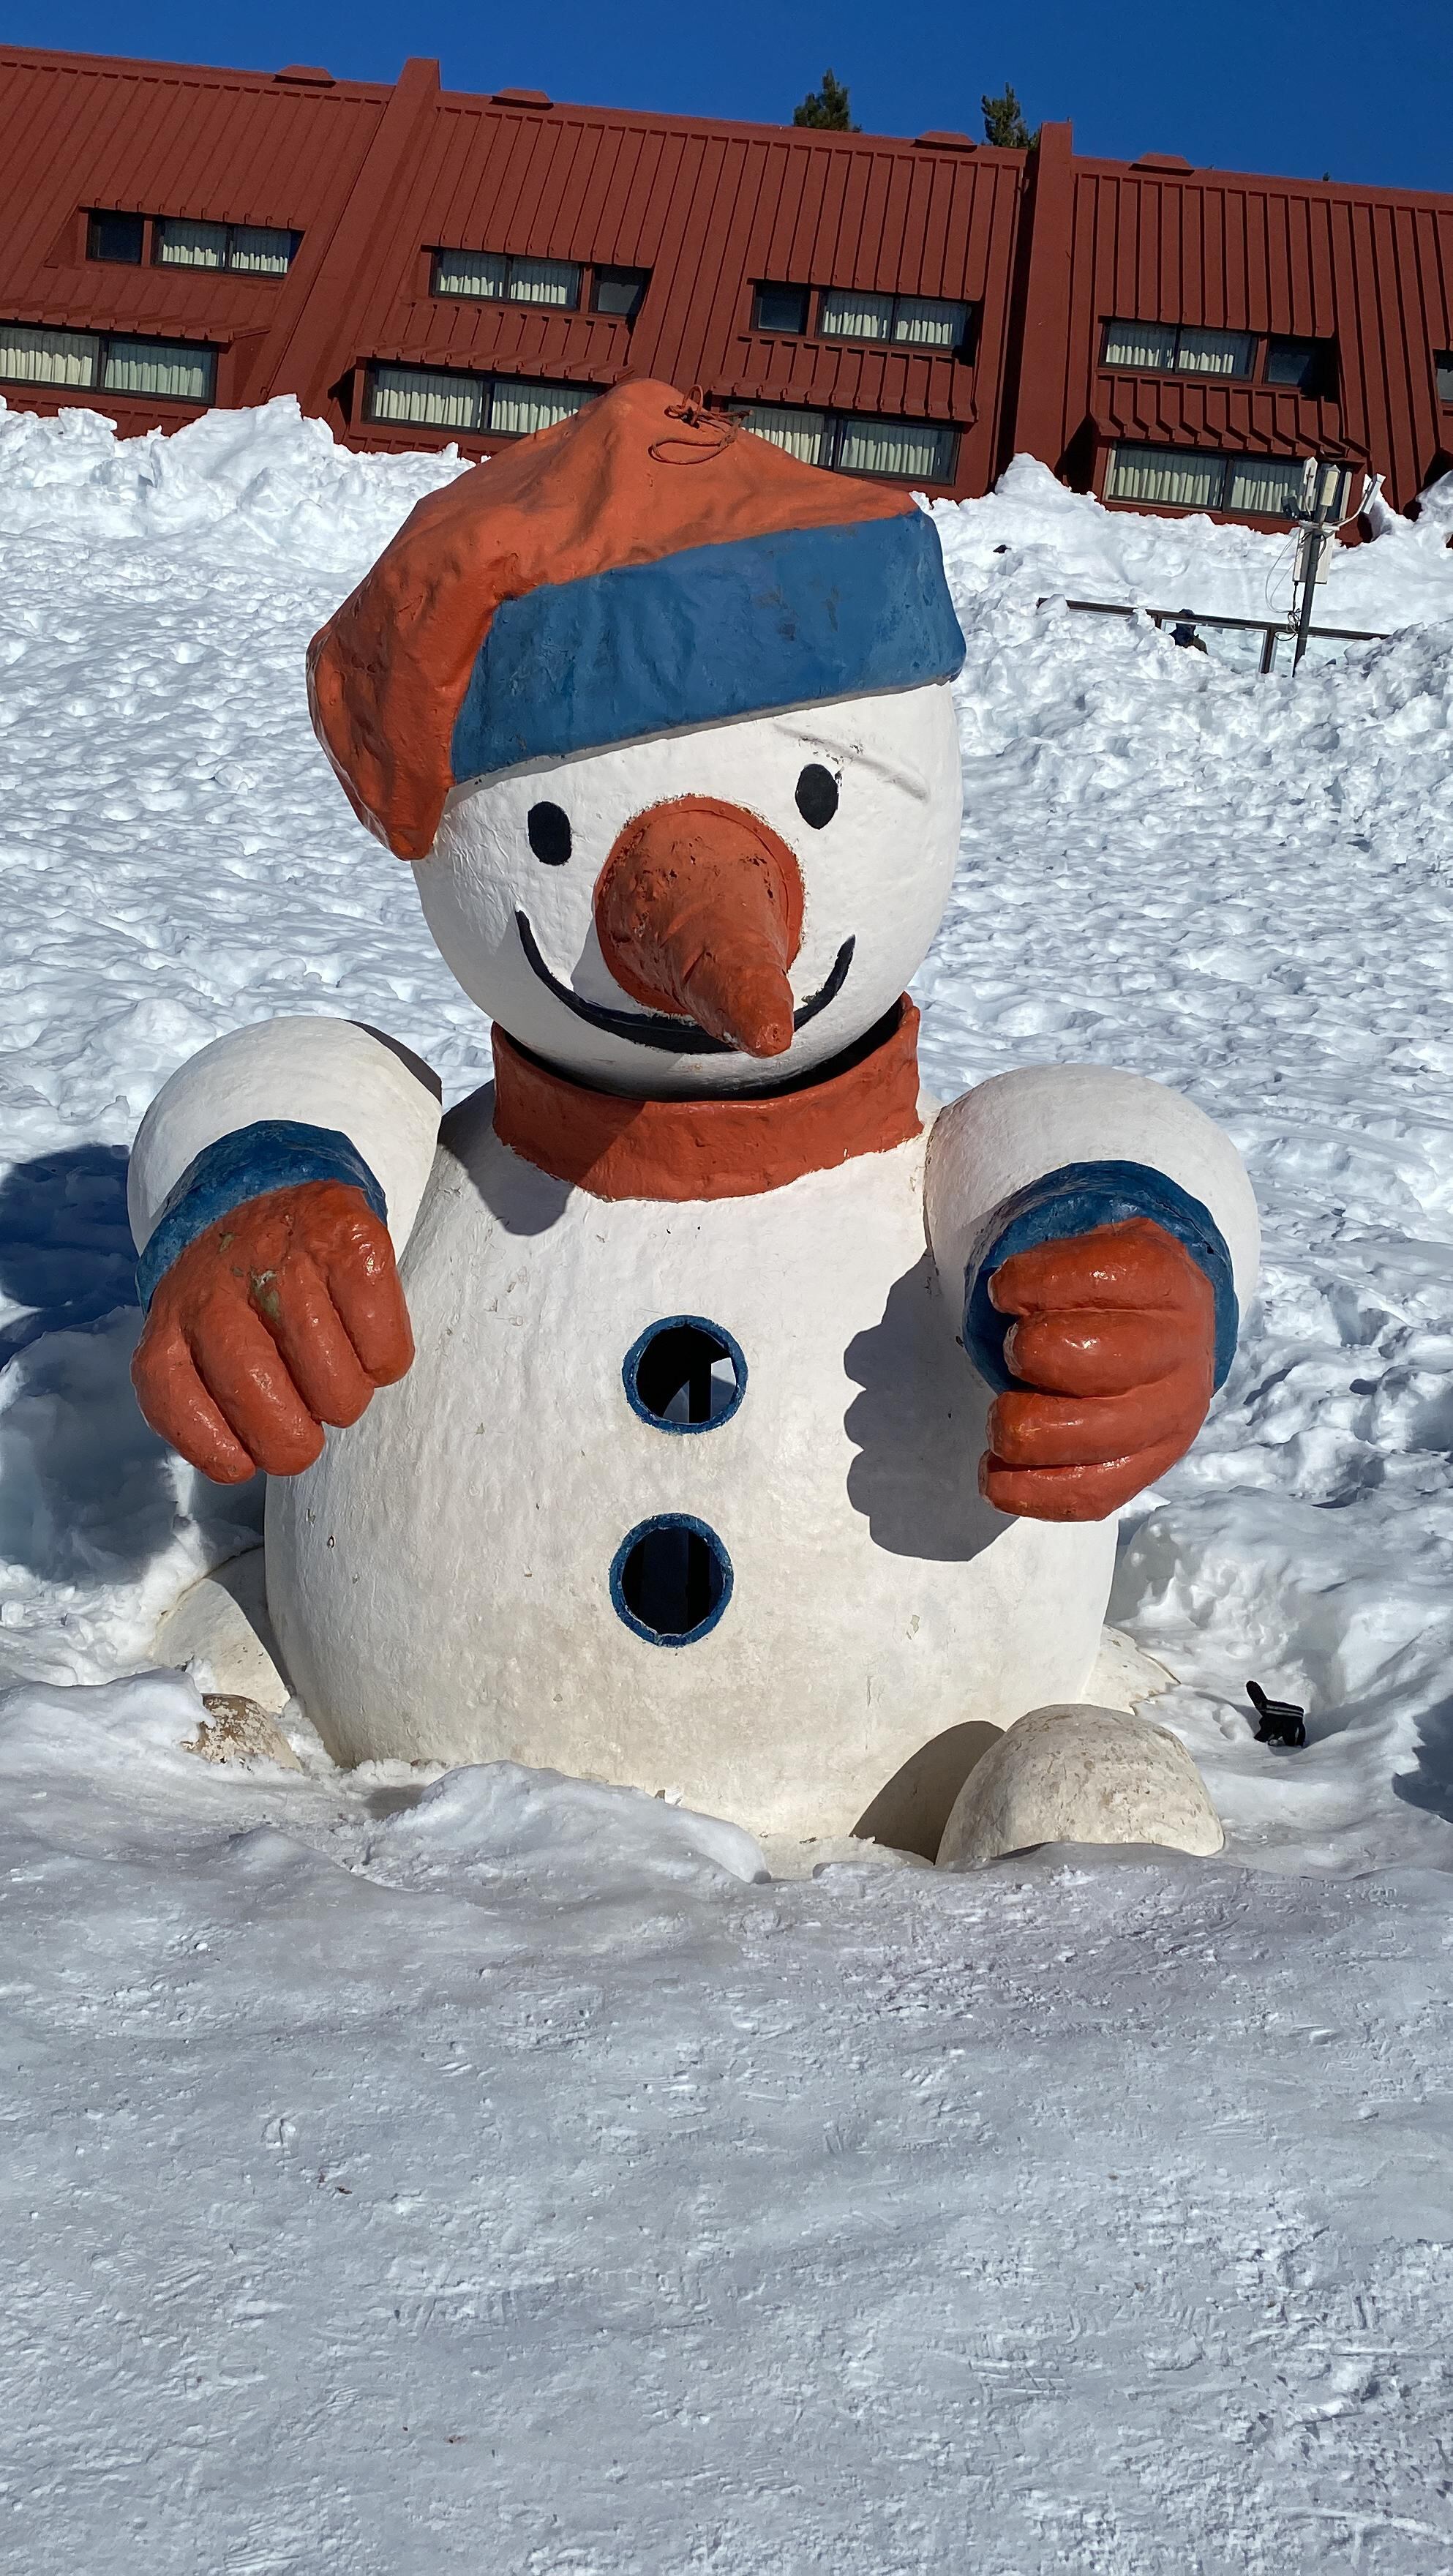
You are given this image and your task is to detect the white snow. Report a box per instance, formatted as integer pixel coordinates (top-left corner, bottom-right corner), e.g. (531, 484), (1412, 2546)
(2, 397), (1452, 2569)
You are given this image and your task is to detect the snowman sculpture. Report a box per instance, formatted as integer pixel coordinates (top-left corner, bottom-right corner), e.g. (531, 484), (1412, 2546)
(129, 381), (1257, 1852)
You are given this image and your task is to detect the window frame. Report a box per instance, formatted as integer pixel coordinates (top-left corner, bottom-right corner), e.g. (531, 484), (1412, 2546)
(154, 217), (299, 276)
(816, 286), (973, 354)
(729, 400), (960, 486)
(429, 249), (585, 311)
(751, 279), (975, 358)
(751, 281), (811, 337)
(1105, 440), (1348, 521)
(1101, 318), (1258, 381)
(0, 319), (217, 405)
(1435, 351), (1453, 405)
(362, 359), (598, 440)
(86, 209), (145, 266)
(1264, 334), (1337, 398)
(85, 211), (299, 276)
(589, 266), (650, 322)
(1103, 318), (1341, 400)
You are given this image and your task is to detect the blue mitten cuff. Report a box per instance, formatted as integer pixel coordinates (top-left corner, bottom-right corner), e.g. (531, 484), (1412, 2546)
(135, 1119), (388, 1312)
(961, 1158), (1238, 1396)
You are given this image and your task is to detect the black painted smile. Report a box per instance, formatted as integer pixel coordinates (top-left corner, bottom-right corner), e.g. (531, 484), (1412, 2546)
(515, 912), (855, 1054)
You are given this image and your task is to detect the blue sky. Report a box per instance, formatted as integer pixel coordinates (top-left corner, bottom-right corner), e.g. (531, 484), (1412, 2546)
(15, 1), (1452, 195)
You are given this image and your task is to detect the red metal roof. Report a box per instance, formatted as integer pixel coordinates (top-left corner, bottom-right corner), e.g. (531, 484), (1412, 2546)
(4, 46), (1453, 514)
(350, 100), (1024, 435)
(0, 45), (1024, 490)
(1016, 126), (1453, 509)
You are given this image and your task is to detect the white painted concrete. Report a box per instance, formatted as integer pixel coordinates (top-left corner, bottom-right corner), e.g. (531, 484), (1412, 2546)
(129, 1016), (441, 1261)
(420, 689), (964, 1096)
(925, 1060), (1261, 1311)
(266, 1099), (1119, 1840)
(132, 684), (1256, 1838)
(936, 1703), (1225, 1867)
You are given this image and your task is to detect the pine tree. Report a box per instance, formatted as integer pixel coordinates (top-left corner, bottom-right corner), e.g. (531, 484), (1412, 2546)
(793, 70), (860, 132)
(981, 83), (1035, 150)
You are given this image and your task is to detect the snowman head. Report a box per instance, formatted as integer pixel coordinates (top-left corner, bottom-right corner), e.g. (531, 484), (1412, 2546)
(309, 381), (965, 1097)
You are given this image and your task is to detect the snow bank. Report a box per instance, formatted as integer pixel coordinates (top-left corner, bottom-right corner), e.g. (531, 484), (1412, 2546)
(4, 1663), (1451, 2572)
(4, 395), (1453, 2569)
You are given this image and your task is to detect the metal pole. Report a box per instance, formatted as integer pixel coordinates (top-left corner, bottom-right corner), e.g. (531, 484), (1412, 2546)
(1292, 459), (1340, 672)
(1292, 524), (1326, 669)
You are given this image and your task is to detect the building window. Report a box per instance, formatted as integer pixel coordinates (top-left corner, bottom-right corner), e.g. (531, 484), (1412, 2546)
(754, 282), (972, 351)
(1435, 352), (1453, 404)
(103, 337), (216, 401)
(1102, 320), (1255, 378)
(818, 288), (972, 351)
(590, 266), (650, 321)
(87, 210), (144, 264)
(753, 282), (811, 334)
(0, 322), (215, 403)
(1266, 337), (1336, 397)
(365, 362), (595, 436)
(431, 250), (582, 309)
(488, 376), (590, 435)
(0, 323), (100, 388)
(1106, 443), (1345, 519)
(368, 362), (481, 431)
(154, 217), (297, 275)
(1225, 454), (1323, 515)
(735, 402), (958, 484)
(836, 414), (958, 478)
(739, 402), (829, 462)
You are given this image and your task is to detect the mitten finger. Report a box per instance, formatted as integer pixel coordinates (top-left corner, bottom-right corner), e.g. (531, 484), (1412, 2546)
(187, 1297), (326, 1478)
(989, 1219), (1213, 1321)
(316, 1214), (414, 1385)
(256, 1251), (376, 1426)
(1002, 1306), (1190, 1397)
(978, 1430), (1195, 1523)
(987, 1368), (1206, 1469)
(132, 1317), (260, 1484)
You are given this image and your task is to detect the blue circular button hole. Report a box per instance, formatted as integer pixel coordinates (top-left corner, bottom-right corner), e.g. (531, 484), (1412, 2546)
(622, 1315), (747, 1433)
(609, 1513), (734, 1647)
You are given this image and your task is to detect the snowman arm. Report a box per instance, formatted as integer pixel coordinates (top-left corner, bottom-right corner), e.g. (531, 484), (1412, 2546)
(127, 1016), (442, 1300)
(924, 1063), (1258, 1396)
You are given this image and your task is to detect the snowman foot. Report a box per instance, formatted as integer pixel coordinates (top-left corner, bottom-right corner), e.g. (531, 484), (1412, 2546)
(935, 1703), (1223, 1869)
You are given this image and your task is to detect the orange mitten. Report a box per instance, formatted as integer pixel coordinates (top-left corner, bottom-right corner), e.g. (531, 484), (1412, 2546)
(132, 1179), (413, 1483)
(978, 1217), (1215, 1521)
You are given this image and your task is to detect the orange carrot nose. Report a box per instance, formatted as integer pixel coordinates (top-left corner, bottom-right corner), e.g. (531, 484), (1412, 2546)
(594, 795), (806, 1057)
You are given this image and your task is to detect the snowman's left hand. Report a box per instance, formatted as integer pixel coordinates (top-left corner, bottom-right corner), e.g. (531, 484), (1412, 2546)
(978, 1218), (1216, 1521)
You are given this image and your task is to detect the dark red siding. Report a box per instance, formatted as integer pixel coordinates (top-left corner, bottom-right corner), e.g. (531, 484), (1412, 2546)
(1019, 125), (1453, 514)
(3, 44), (1452, 518)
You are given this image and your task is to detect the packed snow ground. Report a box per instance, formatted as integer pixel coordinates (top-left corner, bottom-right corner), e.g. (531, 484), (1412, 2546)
(1, 397), (1452, 2570)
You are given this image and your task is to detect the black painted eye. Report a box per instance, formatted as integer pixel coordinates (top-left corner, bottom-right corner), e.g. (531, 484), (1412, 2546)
(795, 763), (839, 829)
(527, 801), (572, 864)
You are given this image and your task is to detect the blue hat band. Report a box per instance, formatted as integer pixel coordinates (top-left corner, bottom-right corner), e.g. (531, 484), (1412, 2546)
(449, 509), (966, 786)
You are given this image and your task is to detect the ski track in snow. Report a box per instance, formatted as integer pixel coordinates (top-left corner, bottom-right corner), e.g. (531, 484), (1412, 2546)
(1, 397), (1452, 2570)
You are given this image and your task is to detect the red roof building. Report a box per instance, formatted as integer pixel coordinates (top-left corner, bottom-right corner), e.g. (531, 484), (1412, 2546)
(4, 42), (1452, 528)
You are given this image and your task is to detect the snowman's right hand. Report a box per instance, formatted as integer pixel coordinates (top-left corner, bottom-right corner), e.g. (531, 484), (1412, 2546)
(131, 1179), (414, 1484)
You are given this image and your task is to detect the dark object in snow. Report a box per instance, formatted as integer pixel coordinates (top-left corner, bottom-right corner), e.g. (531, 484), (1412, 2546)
(1171, 619), (1209, 653)
(1247, 1680), (1306, 1748)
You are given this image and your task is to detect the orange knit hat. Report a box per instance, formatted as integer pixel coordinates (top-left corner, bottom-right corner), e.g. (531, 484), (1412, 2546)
(307, 379), (962, 860)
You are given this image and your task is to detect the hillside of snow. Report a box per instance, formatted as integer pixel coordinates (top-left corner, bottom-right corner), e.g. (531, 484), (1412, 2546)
(2, 396), (1452, 2571)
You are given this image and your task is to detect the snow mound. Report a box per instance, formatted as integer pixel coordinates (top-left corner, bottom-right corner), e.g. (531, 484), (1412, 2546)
(0, 390), (465, 557)
(356, 1760), (769, 1897)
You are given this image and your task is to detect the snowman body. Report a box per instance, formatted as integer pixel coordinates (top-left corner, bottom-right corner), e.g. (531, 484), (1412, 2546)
(266, 1075), (1114, 1841)
(127, 385), (1260, 1845)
